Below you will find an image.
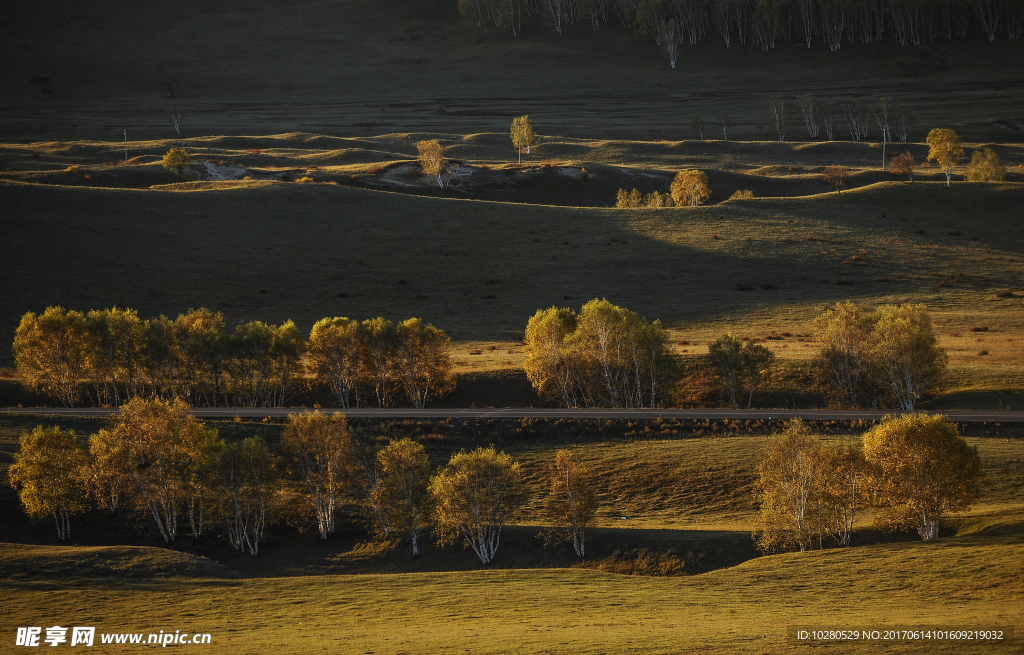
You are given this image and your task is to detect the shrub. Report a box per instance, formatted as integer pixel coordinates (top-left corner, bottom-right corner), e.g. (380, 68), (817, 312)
(729, 189), (754, 200)
(965, 147), (1005, 182)
(295, 176), (314, 184)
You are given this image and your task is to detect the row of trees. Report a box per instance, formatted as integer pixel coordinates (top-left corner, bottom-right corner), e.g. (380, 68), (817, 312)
(523, 299), (676, 408)
(765, 95), (916, 144)
(524, 299), (948, 410)
(754, 414), (984, 551)
(615, 169), (712, 207)
(13, 307), (455, 409)
(8, 402), (599, 562)
(458, 0), (1024, 67)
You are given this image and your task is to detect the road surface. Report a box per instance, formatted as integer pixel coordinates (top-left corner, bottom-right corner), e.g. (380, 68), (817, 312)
(3, 407), (1024, 421)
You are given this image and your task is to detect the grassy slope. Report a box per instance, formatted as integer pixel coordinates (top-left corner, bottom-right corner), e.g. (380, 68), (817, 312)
(3, 177), (1022, 401)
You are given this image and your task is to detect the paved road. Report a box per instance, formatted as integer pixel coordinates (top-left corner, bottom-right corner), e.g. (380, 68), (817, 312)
(4, 407), (1024, 421)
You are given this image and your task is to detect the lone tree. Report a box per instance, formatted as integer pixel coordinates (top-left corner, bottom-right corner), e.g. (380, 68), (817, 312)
(690, 113), (704, 140)
(670, 170), (711, 206)
(170, 108), (184, 135)
(544, 449), (598, 557)
(510, 115), (537, 164)
(965, 147), (1005, 182)
(889, 151), (917, 182)
(416, 139), (451, 188)
(8, 426), (89, 541)
(429, 447), (529, 565)
(280, 411), (354, 541)
(822, 165), (848, 195)
(863, 413), (984, 541)
(162, 147), (192, 179)
(926, 128), (963, 188)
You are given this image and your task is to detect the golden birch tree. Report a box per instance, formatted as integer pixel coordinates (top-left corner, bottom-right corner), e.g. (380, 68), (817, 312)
(13, 307), (91, 407)
(375, 438), (432, 556)
(544, 449), (598, 557)
(281, 411), (355, 540)
(863, 413), (984, 540)
(8, 426), (90, 541)
(429, 447), (529, 565)
(926, 128), (963, 187)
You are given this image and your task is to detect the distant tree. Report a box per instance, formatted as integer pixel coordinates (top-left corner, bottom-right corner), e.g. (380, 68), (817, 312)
(822, 165), (848, 195)
(394, 318), (456, 409)
(416, 140), (450, 188)
(13, 307), (91, 407)
(689, 113), (705, 140)
(429, 447), (529, 565)
(863, 413), (984, 540)
(162, 147), (192, 179)
(307, 317), (364, 408)
(753, 420), (823, 553)
(767, 95), (789, 142)
(361, 317), (398, 408)
(510, 115), (537, 164)
(891, 103), (917, 143)
(873, 97), (896, 168)
(965, 147), (1005, 182)
(217, 436), (278, 556)
(820, 100), (836, 141)
(670, 170), (711, 206)
(8, 426), (89, 541)
(375, 438), (432, 556)
(281, 411), (354, 541)
(796, 94), (820, 139)
(718, 113), (731, 140)
(655, 18), (680, 69)
(170, 108), (184, 135)
(615, 188), (674, 208)
(890, 151), (917, 182)
(868, 304), (947, 410)
(926, 128), (963, 188)
(840, 99), (869, 142)
(545, 449), (598, 557)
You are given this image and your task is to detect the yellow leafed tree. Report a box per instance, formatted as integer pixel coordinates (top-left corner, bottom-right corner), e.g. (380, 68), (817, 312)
(670, 170), (711, 206)
(544, 450), (598, 557)
(8, 426), (90, 540)
(13, 307), (91, 407)
(926, 128), (963, 187)
(965, 147), (1005, 182)
(281, 411), (355, 541)
(510, 115), (537, 164)
(863, 413), (984, 540)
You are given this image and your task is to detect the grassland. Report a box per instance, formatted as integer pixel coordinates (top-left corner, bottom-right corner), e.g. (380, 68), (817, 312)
(2, 413), (1022, 653)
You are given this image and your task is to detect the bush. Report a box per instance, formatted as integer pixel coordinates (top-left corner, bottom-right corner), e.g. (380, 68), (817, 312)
(295, 176), (315, 184)
(729, 189), (754, 200)
(965, 147), (1005, 182)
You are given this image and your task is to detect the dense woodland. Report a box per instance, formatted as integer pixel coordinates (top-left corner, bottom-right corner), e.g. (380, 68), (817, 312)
(456, 0), (1024, 64)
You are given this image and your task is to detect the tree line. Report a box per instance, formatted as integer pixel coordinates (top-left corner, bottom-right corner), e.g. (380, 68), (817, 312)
(754, 413), (984, 551)
(8, 402), (597, 562)
(455, 0), (1024, 67)
(525, 299), (947, 410)
(9, 402), (983, 559)
(13, 307), (455, 409)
